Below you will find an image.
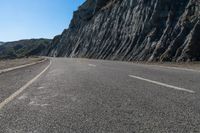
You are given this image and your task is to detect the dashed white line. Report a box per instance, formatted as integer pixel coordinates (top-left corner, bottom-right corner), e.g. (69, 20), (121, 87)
(88, 64), (96, 67)
(0, 60), (52, 110)
(129, 75), (195, 93)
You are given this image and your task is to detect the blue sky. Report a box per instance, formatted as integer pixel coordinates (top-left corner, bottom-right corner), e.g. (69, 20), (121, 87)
(0, 0), (85, 42)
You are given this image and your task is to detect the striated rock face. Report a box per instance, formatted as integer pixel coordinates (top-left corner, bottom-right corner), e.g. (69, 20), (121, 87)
(48, 0), (200, 62)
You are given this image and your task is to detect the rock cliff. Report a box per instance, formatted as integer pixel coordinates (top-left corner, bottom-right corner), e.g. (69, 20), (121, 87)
(48, 0), (200, 62)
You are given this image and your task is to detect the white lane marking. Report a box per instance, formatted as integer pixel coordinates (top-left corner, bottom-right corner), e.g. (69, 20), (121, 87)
(37, 86), (45, 90)
(0, 60), (52, 110)
(0, 59), (47, 74)
(88, 64), (96, 67)
(129, 75), (195, 93)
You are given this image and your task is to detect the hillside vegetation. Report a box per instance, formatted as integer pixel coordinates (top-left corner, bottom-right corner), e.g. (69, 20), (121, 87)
(0, 39), (51, 59)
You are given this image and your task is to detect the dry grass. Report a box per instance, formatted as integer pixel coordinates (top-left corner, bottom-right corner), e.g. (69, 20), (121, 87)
(0, 57), (44, 70)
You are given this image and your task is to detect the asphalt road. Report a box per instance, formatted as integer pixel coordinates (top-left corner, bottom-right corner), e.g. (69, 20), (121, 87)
(0, 58), (200, 133)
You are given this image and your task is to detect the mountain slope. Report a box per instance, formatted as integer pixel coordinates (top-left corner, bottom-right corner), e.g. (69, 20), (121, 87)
(48, 0), (200, 62)
(0, 39), (51, 59)
(0, 42), (4, 45)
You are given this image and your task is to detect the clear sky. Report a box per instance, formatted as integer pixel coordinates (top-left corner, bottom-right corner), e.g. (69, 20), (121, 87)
(0, 0), (85, 42)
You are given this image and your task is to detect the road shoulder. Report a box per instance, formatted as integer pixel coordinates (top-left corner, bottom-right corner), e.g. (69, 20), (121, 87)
(0, 57), (47, 74)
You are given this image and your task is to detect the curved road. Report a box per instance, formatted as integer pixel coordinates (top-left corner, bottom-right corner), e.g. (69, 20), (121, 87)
(0, 58), (200, 132)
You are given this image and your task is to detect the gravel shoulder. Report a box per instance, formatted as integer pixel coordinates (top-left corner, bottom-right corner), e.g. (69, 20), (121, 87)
(139, 62), (200, 71)
(0, 57), (45, 70)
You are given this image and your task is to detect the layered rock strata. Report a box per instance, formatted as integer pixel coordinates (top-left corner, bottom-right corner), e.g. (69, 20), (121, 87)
(48, 0), (200, 62)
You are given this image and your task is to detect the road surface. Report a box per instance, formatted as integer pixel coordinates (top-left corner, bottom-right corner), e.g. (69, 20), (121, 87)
(0, 58), (200, 132)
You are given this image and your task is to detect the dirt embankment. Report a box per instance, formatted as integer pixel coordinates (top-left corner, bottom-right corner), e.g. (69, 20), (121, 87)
(0, 57), (44, 70)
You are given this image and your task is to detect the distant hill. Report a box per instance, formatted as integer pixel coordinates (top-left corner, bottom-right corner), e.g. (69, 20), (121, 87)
(0, 42), (4, 45)
(0, 39), (51, 59)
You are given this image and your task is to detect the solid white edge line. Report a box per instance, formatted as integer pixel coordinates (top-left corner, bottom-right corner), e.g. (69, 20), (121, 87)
(129, 75), (195, 93)
(0, 60), (52, 110)
(0, 59), (47, 74)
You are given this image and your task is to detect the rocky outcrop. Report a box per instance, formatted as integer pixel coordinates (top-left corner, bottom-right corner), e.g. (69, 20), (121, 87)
(48, 0), (200, 62)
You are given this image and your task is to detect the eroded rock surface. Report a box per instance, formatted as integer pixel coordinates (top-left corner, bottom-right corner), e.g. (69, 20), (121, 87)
(48, 0), (200, 62)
